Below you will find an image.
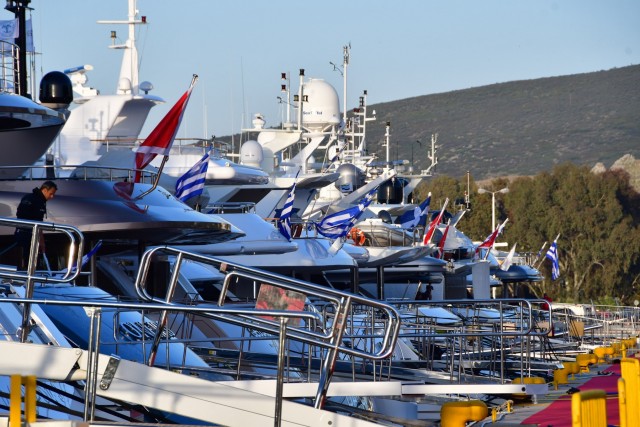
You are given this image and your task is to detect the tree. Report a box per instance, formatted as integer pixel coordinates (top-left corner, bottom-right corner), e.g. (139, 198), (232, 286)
(504, 163), (640, 302)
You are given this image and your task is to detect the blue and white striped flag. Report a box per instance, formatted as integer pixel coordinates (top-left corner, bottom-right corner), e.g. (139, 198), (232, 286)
(545, 240), (560, 280)
(316, 187), (377, 239)
(81, 240), (103, 269)
(277, 174), (299, 241)
(175, 147), (211, 202)
(397, 192), (431, 229)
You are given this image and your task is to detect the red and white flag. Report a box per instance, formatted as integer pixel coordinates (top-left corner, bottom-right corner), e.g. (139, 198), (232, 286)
(134, 75), (198, 182)
(475, 218), (509, 255)
(422, 198), (449, 246)
(436, 220), (451, 259)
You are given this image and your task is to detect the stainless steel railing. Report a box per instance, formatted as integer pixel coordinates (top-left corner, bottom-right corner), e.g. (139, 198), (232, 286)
(133, 245), (402, 408)
(0, 217), (84, 342)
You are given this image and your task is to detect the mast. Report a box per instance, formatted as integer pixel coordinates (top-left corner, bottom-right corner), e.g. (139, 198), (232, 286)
(384, 121), (391, 169)
(98, 0), (145, 95)
(5, 0), (30, 98)
(341, 44), (349, 125)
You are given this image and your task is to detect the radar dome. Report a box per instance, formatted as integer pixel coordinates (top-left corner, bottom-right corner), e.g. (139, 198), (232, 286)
(39, 71), (73, 109)
(335, 163), (365, 194)
(377, 178), (404, 204)
(240, 140), (264, 168)
(302, 79), (340, 130)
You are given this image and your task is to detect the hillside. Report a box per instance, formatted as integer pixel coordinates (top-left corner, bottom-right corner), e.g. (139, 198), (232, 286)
(363, 64), (640, 181)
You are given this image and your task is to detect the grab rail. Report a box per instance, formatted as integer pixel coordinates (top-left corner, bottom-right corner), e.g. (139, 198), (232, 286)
(133, 245), (402, 408)
(0, 217), (84, 342)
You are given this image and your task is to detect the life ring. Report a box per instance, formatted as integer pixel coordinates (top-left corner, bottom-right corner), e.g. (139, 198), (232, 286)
(349, 228), (366, 246)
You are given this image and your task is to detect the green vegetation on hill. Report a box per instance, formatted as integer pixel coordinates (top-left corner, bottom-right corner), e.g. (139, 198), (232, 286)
(365, 65), (640, 180)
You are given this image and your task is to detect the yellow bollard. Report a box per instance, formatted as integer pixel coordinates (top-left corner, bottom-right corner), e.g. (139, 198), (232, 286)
(620, 358), (640, 427)
(565, 361), (580, 379)
(613, 343), (622, 358)
(594, 347), (607, 363)
(604, 346), (615, 360)
(554, 367), (570, 387)
(619, 378), (628, 427)
(441, 400), (489, 427)
(576, 354), (593, 373)
(571, 389), (607, 427)
(9, 375), (37, 427)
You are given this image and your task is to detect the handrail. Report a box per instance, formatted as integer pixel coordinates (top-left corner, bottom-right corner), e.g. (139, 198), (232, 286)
(134, 246), (400, 360)
(0, 40), (19, 93)
(0, 217), (84, 343)
(133, 245), (401, 409)
(0, 164), (157, 183)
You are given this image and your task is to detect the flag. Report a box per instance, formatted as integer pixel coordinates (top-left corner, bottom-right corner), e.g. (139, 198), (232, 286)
(397, 192), (431, 229)
(476, 218), (509, 254)
(500, 242), (517, 271)
(175, 147), (211, 202)
(422, 198), (449, 245)
(546, 240), (560, 280)
(316, 187), (377, 239)
(0, 18), (34, 53)
(55, 240), (103, 277)
(436, 220), (450, 259)
(276, 173), (299, 241)
(80, 240), (103, 269)
(134, 76), (198, 182)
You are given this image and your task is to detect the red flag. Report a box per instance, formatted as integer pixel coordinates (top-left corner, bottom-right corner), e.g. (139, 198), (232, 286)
(436, 220), (450, 259)
(475, 218), (509, 254)
(422, 198), (449, 245)
(134, 76), (198, 182)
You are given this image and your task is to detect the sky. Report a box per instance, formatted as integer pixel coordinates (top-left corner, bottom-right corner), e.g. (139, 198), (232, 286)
(6, 0), (640, 140)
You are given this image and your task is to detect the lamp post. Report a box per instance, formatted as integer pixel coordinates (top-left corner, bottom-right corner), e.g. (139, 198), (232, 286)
(478, 187), (509, 230)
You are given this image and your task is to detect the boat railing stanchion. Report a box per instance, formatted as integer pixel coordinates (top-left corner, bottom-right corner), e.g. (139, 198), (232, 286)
(274, 317), (288, 427)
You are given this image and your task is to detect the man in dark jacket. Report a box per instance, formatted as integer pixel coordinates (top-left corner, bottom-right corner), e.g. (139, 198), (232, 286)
(14, 181), (57, 268)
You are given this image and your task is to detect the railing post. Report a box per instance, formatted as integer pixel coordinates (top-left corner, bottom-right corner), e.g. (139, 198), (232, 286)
(274, 317), (288, 427)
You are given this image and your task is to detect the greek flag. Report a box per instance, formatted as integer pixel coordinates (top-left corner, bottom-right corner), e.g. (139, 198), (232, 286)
(277, 176), (298, 241)
(545, 240), (560, 280)
(55, 240), (103, 277)
(397, 192), (431, 229)
(175, 147), (211, 202)
(316, 187), (377, 239)
(81, 240), (103, 269)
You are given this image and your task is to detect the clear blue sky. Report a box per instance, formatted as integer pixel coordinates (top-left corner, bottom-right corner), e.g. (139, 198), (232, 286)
(8, 0), (640, 139)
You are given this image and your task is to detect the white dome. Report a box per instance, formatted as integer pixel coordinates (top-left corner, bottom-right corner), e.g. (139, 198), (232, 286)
(240, 140), (264, 168)
(302, 79), (340, 130)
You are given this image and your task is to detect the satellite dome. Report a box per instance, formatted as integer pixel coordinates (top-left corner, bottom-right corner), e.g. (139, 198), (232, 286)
(39, 71), (73, 108)
(302, 79), (340, 130)
(335, 163), (365, 194)
(240, 140), (264, 168)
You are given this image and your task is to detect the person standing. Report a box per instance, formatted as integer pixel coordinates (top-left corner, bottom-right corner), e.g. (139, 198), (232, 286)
(14, 181), (57, 269)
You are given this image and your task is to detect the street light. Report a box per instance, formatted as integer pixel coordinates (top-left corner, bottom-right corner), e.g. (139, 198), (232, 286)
(478, 187), (509, 231)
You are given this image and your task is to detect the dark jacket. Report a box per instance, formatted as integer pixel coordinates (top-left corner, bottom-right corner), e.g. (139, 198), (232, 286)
(15, 187), (48, 246)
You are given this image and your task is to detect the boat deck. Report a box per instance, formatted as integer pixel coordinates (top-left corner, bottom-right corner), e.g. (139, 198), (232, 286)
(486, 360), (622, 426)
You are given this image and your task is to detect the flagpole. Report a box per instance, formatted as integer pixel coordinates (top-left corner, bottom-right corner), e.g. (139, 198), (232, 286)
(536, 234), (560, 270)
(532, 241), (547, 267)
